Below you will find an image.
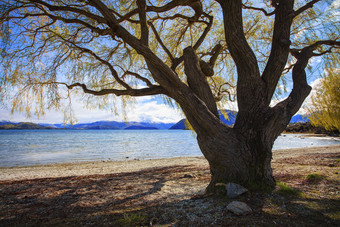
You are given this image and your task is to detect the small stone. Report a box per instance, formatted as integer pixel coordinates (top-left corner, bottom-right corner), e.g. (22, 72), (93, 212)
(226, 201), (252, 215)
(226, 183), (248, 198)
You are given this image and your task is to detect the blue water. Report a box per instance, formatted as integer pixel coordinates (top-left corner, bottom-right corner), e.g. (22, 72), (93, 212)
(0, 130), (339, 167)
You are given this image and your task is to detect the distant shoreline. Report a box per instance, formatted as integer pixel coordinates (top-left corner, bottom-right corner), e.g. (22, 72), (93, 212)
(1, 144), (339, 182)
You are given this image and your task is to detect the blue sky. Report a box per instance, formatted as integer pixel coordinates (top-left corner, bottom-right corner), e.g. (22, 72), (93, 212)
(0, 0), (338, 124)
(0, 95), (185, 124)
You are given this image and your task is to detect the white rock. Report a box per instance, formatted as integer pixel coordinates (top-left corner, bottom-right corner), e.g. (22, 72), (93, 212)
(226, 183), (248, 198)
(226, 201), (252, 215)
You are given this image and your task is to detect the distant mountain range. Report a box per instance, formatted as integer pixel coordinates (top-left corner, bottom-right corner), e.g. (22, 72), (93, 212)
(169, 111), (309, 130)
(0, 110), (309, 130)
(0, 120), (173, 130)
(0, 122), (54, 130)
(169, 110), (238, 129)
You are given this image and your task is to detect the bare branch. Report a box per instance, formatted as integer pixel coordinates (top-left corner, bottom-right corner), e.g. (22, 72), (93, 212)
(88, 0), (183, 89)
(209, 43), (222, 66)
(137, 0), (149, 45)
(273, 39), (340, 118)
(29, 0), (106, 23)
(183, 46), (218, 117)
(148, 21), (174, 61)
(65, 82), (166, 97)
(293, 0), (321, 18)
(170, 13), (214, 71)
(117, 0), (202, 23)
(312, 48), (335, 56)
(51, 33), (131, 90)
(262, 0), (294, 103)
(193, 13), (213, 50)
(217, 0), (263, 112)
(125, 71), (154, 87)
(242, 4), (275, 16)
(290, 40), (340, 57)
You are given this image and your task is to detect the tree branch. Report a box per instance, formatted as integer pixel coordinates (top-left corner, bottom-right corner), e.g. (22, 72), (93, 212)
(193, 13), (213, 50)
(88, 0), (183, 90)
(52, 32), (132, 90)
(170, 13), (214, 71)
(242, 4), (275, 16)
(148, 21), (174, 61)
(29, 0), (106, 23)
(217, 0), (260, 77)
(217, 0), (263, 112)
(117, 0), (202, 23)
(262, 0), (294, 104)
(273, 39), (340, 119)
(208, 43), (222, 66)
(31, 7), (109, 36)
(137, 0), (149, 46)
(183, 46), (218, 117)
(125, 71), (154, 87)
(66, 83), (165, 97)
(293, 0), (321, 18)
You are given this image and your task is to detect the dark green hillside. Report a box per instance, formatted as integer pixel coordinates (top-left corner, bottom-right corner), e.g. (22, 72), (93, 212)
(0, 122), (53, 130)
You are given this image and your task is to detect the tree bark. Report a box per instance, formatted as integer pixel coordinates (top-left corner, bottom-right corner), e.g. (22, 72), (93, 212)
(196, 120), (277, 193)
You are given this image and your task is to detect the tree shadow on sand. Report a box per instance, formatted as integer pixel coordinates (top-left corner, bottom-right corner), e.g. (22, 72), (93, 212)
(0, 163), (339, 226)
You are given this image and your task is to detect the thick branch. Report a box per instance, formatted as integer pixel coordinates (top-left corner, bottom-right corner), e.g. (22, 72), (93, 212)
(137, 0), (149, 45)
(217, 0), (263, 112)
(117, 0), (202, 23)
(89, 0), (183, 90)
(272, 39), (340, 118)
(262, 0), (294, 104)
(184, 46), (218, 117)
(209, 43), (222, 66)
(217, 0), (260, 77)
(66, 83), (165, 97)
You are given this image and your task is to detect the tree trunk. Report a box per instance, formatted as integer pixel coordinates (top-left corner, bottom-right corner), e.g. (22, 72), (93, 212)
(196, 124), (276, 193)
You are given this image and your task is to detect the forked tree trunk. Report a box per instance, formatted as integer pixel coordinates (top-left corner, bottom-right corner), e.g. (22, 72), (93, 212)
(176, 46), (281, 193)
(170, 0), (312, 193)
(196, 122), (277, 193)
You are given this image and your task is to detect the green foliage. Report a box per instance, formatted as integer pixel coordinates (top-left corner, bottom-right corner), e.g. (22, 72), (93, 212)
(308, 71), (340, 131)
(246, 180), (273, 193)
(276, 182), (303, 197)
(306, 174), (324, 184)
(116, 213), (147, 226)
(0, 0), (338, 123)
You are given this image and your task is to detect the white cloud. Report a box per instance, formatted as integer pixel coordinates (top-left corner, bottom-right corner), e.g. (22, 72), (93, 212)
(220, 101), (238, 112)
(0, 96), (183, 124)
(126, 100), (183, 123)
(298, 78), (323, 114)
(267, 78), (323, 115)
(330, 0), (340, 9)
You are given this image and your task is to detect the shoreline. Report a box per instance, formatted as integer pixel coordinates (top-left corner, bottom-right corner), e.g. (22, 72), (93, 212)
(1, 144), (339, 181)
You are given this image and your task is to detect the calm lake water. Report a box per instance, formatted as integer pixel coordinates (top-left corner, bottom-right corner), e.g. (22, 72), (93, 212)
(0, 130), (339, 167)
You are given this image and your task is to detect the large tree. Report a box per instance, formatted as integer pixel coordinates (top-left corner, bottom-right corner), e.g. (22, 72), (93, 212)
(1, 0), (339, 192)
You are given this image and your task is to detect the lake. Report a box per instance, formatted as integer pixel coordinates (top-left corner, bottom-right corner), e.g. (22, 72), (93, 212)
(0, 130), (339, 167)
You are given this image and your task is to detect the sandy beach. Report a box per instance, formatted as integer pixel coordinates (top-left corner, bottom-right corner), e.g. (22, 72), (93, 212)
(1, 145), (339, 226)
(1, 145), (339, 181)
